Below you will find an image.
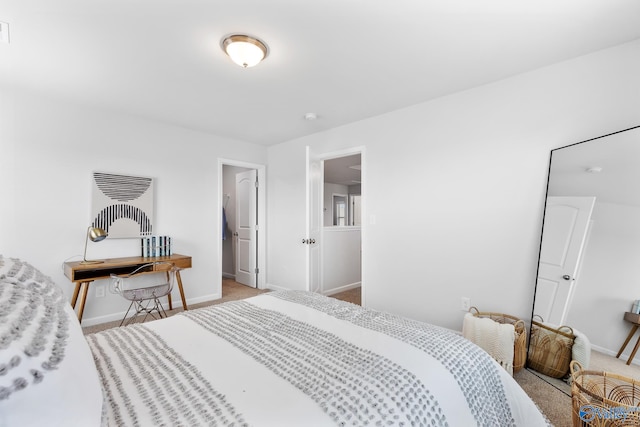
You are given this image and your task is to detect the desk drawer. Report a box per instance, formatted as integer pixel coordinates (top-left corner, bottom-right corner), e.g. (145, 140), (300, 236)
(166, 257), (192, 269)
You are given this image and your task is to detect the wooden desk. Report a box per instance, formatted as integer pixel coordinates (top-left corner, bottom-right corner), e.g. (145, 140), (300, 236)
(63, 254), (192, 322)
(616, 312), (640, 365)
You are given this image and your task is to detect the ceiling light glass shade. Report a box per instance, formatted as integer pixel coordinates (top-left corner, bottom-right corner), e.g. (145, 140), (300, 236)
(222, 34), (268, 68)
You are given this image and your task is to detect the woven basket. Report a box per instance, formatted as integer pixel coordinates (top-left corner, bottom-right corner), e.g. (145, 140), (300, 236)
(528, 319), (575, 379)
(570, 361), (640, 426)
(469, 307), (527, 373)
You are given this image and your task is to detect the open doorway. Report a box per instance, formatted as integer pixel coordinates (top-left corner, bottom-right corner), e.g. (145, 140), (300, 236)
(219, 160), (266, 297)
(321, 152), (363, 305)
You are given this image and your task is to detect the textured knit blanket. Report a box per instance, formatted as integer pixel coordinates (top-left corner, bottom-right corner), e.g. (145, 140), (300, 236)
(86, 291), (549, 426)
(462, 312), (516, 375)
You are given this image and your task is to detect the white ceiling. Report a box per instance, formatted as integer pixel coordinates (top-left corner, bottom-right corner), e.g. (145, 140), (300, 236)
(547, 126), (640, 208)
(324, 154), (361, 186)
(2, 1), (640, 146)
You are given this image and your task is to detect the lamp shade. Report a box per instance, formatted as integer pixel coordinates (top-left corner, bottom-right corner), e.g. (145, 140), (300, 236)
(221, 34), (268, 68)
(88, 227), (108, 242)
(81, 226), (108, 264)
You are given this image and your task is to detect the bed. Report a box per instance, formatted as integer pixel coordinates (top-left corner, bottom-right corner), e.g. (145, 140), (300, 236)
(0, 255), (550, 426)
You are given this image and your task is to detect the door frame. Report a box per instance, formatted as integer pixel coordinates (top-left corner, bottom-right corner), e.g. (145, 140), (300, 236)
(312, 146), (366, 306)
(218, 158), (266, 291)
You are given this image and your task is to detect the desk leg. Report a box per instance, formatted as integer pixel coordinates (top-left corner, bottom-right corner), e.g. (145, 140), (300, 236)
(176, 271), (188, 311)
(76, 281), (91, 322)
(628, 336), (640, 365)
(71, 282), (81, 308)
(617, 325), (639, 358)
(167, 293), (173, 311)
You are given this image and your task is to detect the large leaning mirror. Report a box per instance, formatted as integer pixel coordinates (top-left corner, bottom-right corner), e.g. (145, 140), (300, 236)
(530, 125), (640, 393)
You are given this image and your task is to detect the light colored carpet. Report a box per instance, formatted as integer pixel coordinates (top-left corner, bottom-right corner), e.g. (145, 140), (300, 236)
(515, 350), (640, 426)
(514, 368), (573, 427)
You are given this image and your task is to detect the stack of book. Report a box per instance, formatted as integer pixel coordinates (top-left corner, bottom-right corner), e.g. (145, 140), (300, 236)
(141, 235), (172, 257)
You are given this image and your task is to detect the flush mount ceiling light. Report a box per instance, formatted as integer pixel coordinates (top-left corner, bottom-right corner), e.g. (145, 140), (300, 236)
(221, 34), (268, 68)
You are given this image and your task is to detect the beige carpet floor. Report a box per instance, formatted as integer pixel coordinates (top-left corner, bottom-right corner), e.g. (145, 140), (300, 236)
(85, 283), (610, 425)
(515, 368), (573, 426)
(519, 349), (640, 426)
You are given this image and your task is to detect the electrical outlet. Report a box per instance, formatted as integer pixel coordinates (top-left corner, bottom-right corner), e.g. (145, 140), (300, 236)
(95, 284), (106, 298)
(461, 297), (471, 311)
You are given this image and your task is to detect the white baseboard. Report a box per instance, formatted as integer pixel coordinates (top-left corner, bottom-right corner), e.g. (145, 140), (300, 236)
(264, 282), (291, 292)
(79, 292), (221, 327)
(263, 282), (362, 295)
(323, 281), (361, 296)
(222, 272), (235, 279)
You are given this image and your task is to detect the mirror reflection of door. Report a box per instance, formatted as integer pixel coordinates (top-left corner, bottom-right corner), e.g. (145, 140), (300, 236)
(535, 196), (595, 325)
(531, 125), (640, 385)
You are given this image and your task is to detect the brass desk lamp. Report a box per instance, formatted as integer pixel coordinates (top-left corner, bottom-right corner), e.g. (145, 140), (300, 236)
(81, 226), (108, 264)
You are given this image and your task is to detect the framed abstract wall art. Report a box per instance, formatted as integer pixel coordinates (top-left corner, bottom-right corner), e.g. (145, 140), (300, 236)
(90, 172), (154, 238)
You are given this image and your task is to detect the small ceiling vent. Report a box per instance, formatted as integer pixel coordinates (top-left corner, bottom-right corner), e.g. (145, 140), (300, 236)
(0, 22), (9, 44)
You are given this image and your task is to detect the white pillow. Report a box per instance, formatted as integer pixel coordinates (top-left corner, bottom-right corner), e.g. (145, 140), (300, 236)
(0, 255), (104, 426)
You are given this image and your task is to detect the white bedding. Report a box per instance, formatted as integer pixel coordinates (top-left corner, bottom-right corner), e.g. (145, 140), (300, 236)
(0, 256), (104, 427)
(86, 291), (550, 427)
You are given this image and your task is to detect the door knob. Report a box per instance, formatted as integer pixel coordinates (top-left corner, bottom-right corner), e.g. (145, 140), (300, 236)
(562, 275), (571, 280)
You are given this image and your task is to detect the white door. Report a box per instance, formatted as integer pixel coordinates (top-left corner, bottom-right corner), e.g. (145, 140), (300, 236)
(235, 170), (257, 288)
(306, 147), (322, 293)
(534, 196), (595, 324)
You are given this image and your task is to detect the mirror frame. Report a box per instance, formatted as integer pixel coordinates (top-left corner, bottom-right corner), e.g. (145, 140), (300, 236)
(528, 124), (640, 390)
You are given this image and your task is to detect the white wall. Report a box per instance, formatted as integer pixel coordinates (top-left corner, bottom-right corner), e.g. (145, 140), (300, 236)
(266, 39), (640, 331)
(0, 87), (267, 326)
(322, 228), (361, 294)
(566, 201), (640, 355)
(265, 141), (308, 291)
